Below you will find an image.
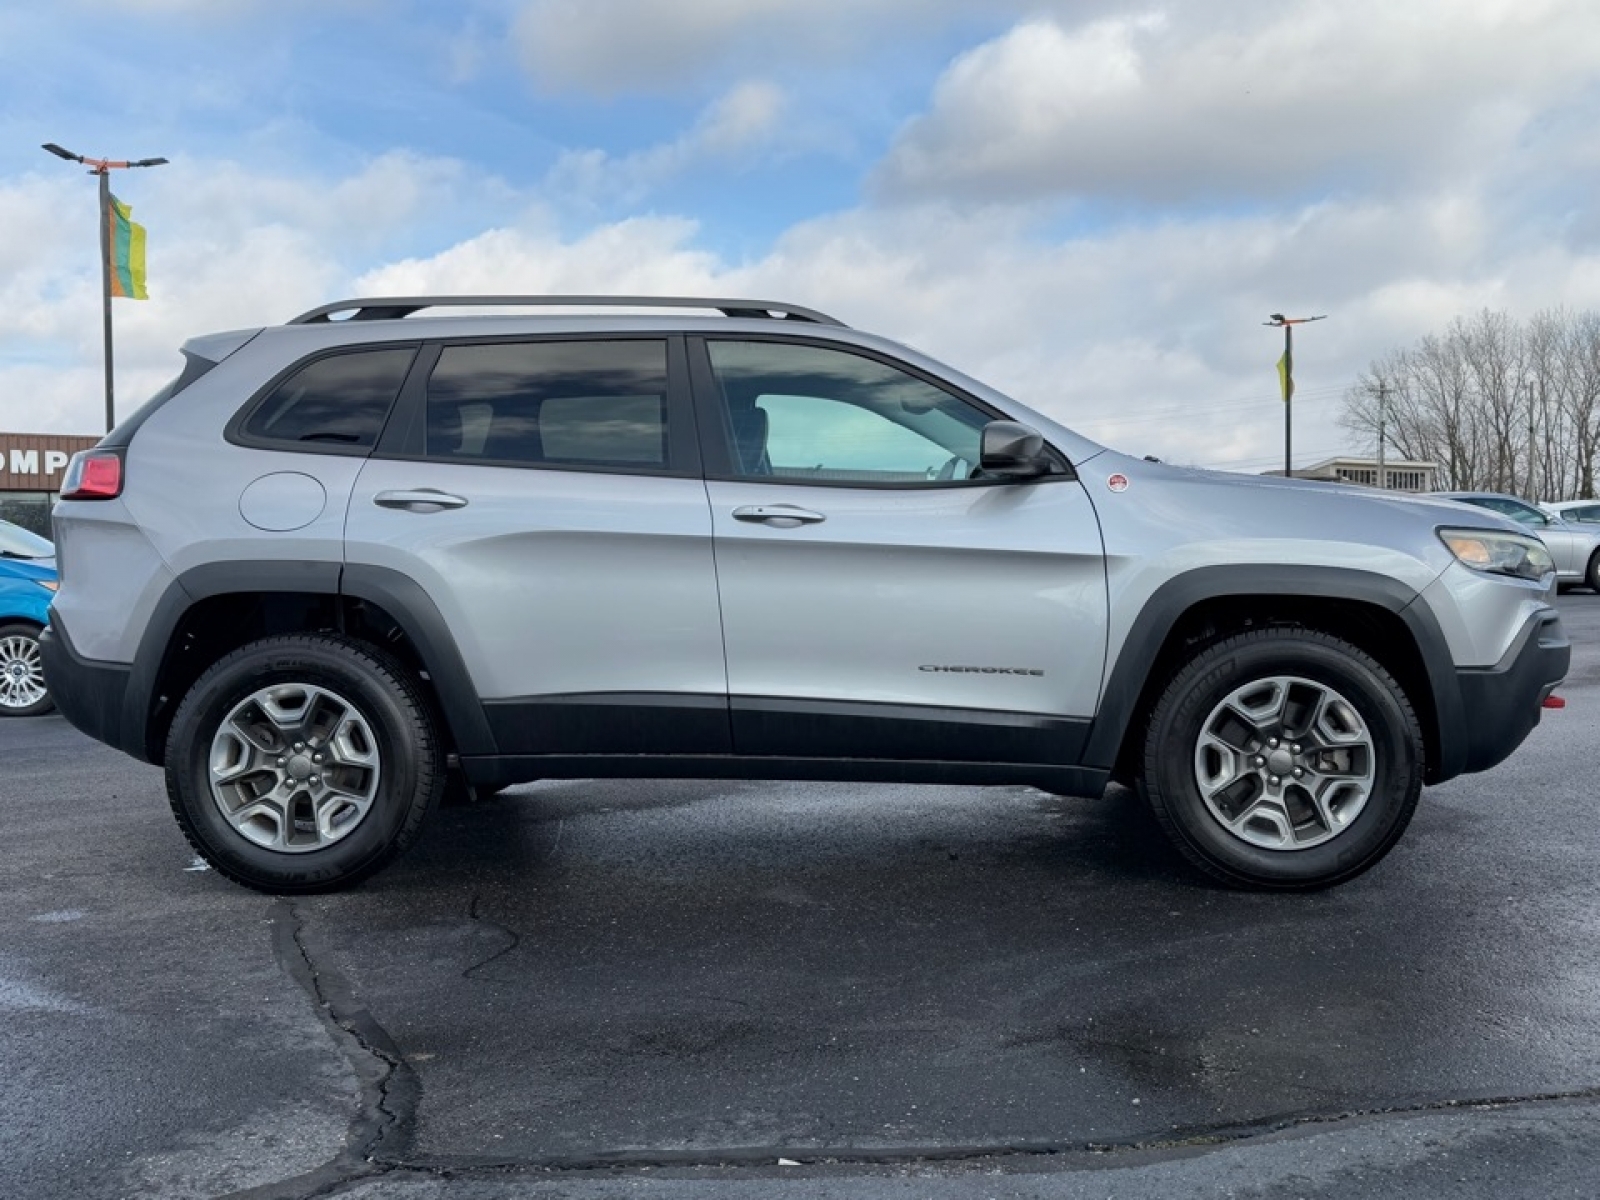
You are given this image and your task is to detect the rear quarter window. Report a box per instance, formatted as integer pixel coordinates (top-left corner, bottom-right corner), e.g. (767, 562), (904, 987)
(235, 347), (417, 452)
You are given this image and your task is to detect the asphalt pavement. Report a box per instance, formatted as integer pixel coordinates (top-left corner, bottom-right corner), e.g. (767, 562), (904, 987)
(4, 596), (1599, 1199)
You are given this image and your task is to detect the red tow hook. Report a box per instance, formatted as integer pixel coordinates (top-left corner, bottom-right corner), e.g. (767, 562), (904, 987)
(1542, 693), (1566, 709)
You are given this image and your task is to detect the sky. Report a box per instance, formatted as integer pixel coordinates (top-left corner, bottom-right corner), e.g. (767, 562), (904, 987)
(4, 0), (1600, 473)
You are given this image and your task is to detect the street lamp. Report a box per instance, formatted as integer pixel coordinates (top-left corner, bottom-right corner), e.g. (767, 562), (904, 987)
(42, 143), (169, 433)
(1264, 312), (1326, 479)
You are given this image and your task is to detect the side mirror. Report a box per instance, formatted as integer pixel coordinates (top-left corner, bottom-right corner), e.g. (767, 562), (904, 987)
(979, 420), (1051, 478)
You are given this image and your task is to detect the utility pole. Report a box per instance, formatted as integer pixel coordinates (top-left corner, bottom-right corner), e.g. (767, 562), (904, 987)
(1372, 379), (1391, 490)
(1527, 382), (1538, 500)
(41, 143), (169, 432)
(1265, 313), (1327, 478)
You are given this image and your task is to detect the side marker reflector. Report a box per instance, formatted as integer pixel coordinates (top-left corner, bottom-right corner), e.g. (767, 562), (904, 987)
(1542, 694), (1566, 709)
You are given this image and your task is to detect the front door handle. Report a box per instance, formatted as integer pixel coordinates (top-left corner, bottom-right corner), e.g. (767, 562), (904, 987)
(732, 504), (826, 527)
(374, 488), (468, 512)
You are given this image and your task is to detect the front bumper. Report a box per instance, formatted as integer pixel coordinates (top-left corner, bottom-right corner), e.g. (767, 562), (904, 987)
(1449, 605), (1569, 776)
(38, 618), (139, 760)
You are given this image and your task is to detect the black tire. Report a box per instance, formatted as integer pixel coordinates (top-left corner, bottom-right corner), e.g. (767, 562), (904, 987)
(0, 622), (54, 717)
(164, 634), (444, 893)
(1587, 549), (1600, 594)
(1138, 629), (1423, 890)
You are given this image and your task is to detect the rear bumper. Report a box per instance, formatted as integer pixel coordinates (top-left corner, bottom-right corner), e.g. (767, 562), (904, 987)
(38, 618), (141, 760)
(1449, 606), (1569, 777)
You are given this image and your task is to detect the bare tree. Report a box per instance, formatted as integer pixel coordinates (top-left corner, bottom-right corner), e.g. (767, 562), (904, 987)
(1341, 308), (1600, 498)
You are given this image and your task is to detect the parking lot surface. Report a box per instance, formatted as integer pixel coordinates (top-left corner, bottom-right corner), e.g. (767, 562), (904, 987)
(4, 597), (1599, 1199)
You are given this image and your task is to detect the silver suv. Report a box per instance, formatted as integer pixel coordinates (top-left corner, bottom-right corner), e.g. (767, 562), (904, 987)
(40, 296), (1570, 893)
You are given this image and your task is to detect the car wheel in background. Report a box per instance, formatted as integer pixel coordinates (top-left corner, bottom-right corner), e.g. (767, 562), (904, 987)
(1139, 629), (1423, 890)
(164, 634), (443, 893)
(0, 623), (53, 717)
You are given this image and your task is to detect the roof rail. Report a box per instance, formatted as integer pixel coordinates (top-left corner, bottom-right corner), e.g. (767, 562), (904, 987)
(287, 295), (848, 327)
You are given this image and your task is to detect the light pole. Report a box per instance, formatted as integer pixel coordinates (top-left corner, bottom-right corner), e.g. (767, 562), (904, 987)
(41, 143), (169, 433)
(1265, 312), (1326, 479)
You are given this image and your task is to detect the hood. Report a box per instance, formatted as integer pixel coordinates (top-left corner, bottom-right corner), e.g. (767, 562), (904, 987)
(0, 555), (58, 582)
(1103, 455), (1528, 532)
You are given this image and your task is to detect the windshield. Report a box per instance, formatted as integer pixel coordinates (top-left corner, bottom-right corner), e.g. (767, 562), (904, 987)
(0, 520), (53, 559)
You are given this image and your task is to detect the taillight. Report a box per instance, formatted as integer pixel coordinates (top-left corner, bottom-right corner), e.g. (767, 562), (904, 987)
(60, 450), (124, 500)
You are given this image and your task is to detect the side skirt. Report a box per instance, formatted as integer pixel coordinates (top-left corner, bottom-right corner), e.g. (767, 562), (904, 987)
(460, 754), (1109, 799)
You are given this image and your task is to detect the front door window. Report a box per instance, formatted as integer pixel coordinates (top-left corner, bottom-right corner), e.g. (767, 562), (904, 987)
(705, 340), (989, 484)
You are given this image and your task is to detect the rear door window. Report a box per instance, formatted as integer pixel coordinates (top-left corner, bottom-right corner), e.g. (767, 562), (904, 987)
(423, 340), (671, 471)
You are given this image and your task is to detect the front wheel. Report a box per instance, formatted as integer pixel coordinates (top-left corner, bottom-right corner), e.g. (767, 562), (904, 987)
(1586, 548), (1600, 594)
(164, 634), (444, 893)
(1138, 629), (1423, 890)
(0, 623), (53, 716)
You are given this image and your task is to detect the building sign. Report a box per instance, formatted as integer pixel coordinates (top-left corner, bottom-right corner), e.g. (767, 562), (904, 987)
(0, 433), (100, 492)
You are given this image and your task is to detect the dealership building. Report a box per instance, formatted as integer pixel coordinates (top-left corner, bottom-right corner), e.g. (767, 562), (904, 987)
(0, 433), (100, 536)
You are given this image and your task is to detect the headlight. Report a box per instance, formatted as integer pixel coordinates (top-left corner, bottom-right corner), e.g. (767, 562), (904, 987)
(1438, 528), (1554, 582)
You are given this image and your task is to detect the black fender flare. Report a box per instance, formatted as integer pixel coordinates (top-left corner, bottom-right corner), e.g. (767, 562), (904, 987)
(341, 563), (496, 756)
(126, 560), (495, 762)
(1080, 564), (1464, 783)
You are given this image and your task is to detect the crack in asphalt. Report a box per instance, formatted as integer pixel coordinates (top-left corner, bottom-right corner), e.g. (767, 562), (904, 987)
(463, 893), (523, 979)
(216, 900), (419, 1200)
(226, 899), (1600, 1198)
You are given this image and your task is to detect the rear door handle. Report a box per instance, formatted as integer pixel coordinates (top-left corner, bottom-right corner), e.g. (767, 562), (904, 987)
(374, 489), (468, 512)
(732, 504), (826, 527)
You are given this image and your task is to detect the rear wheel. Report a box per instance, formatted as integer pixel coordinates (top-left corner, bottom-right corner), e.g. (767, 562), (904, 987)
(1138, 629), (1423, 890)
(0, 623), (52, 716)
(165, 634), (443, 893)
(1586, 549), (1600, 593)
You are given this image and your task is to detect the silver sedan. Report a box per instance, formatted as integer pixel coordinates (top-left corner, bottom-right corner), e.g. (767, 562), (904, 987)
(1435, 491), (1600, 591)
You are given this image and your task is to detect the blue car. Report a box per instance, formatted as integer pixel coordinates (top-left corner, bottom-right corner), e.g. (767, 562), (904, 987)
(0, 519), (58, 716)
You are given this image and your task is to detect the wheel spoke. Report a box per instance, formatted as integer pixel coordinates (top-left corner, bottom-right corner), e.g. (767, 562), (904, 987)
(1312, 692), (1368, 747)
(231, 796), (292, 849)
(210, 729), (268, 784)
(328, 711), (378, 770)
(1305, 743), (1371, 779)
(313, 792), (366, 841)
(227, 705), (287, 756)
(1225, 679), (1287, 738)
(1232, 799), (1292, 847)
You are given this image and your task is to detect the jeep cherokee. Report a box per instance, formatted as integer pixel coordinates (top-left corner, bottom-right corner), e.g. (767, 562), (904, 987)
(39, 295), (1571, 893)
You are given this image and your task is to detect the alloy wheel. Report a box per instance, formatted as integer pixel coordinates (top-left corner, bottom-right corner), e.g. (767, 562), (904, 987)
(1192, 674), (1376, 851)
(208, 683), (382, 852)
(0, 633), (47, 711)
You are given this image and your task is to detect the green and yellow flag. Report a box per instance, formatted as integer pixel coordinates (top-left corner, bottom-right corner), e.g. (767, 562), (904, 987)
(1276, 347), (1293, 402)
(106, 193), (148, 300)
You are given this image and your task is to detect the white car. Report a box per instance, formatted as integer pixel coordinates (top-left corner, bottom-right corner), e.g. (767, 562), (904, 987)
(1436, 492), (1600, 591)
(1544, 498), (1600, 528)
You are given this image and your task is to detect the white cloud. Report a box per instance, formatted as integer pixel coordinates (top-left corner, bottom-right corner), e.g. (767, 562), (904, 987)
(878, 0), (1600, 204)
(354, 216), (726, 298)
(12, 149), (1600, 463)
(545, 81), (787, 207)
(341, 184), (1600, 473)
(0, 152), (509, 433)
